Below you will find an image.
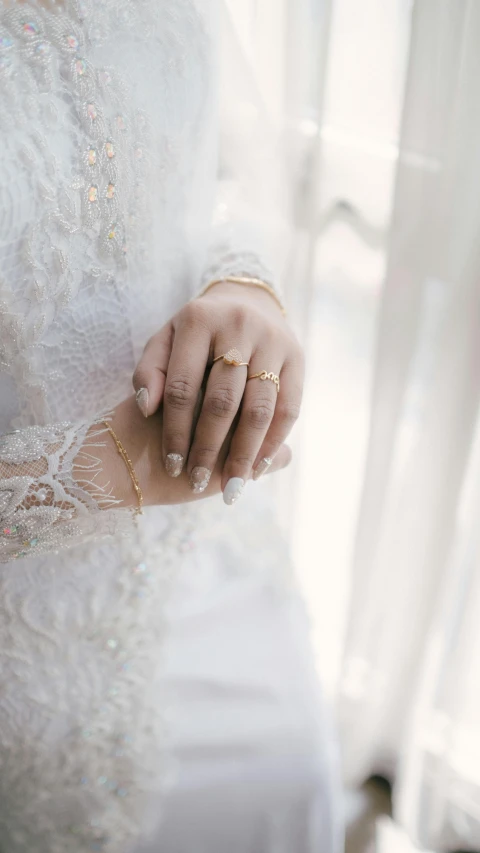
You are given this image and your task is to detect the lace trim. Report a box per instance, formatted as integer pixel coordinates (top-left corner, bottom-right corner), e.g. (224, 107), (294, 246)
(0, 415), (133, 563)
(200, 245), (276, 292)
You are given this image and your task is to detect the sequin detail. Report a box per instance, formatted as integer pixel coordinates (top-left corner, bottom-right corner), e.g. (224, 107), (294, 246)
(66, 34), (79, 50)
(23, 21), (39, 35)
(35, 41), (49, 55)
(0, 0), (244, 850)
(0, 421), (126, 561)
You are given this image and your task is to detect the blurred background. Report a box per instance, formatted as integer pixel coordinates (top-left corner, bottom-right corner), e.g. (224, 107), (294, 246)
(227, 1), (480, 852)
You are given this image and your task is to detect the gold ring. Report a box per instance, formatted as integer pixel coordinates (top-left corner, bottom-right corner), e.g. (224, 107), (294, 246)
(213, 348), (249, 367)
(247, 370), (280, 393)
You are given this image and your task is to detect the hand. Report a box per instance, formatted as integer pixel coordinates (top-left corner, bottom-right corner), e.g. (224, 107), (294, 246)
(95, 395), (291, 508)
(132, 281), (304, 504)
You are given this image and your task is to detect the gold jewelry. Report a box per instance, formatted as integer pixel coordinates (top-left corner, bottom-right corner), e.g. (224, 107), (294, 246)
(102, 420), (144, 517)
(247, 370), (280, 393)
(213, 348), (249, 367)
(198, 276), (287, 317)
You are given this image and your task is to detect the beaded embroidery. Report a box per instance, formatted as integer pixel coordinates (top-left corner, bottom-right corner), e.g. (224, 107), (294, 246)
(0, 0), (284, 849)
(0, 1), (208, 850)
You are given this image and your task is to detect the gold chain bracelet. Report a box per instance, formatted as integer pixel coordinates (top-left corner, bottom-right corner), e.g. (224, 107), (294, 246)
(102, 420), (144, 517)
(197, 276), (287, 317)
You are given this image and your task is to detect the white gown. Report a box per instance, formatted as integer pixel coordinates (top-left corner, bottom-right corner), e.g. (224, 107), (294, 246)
(0, 1), (342, 850)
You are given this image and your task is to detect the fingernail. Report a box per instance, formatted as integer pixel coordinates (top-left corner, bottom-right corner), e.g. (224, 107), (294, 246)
(165, 453), (184, 478)
(253, 457), (273, 481)
(190, 466), (211, 494)
(223, 477), (245, 506)
(136, 387), (149, 418)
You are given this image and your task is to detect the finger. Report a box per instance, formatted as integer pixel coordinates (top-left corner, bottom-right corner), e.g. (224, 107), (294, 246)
(260, 442), (292, 475)
(186, 341), (251, 493)
(132, 322), (174, 417)
(162, 304), (212, 478)
(186, 443), (292, 506)
(221, 347), (283, 504)
(252, 357), (304, 481)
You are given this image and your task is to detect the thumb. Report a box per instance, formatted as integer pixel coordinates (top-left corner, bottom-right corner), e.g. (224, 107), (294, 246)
(132, 321), (174, 417)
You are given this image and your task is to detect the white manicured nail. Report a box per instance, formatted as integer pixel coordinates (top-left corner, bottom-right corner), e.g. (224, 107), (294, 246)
(223, 477), (245, 506)
(165, 453), (184, 478)
(136, 387), (149, 418)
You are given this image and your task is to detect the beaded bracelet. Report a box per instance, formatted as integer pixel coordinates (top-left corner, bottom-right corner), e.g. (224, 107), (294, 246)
(197, 275), (287, 317)
(102, 420), (144, 517)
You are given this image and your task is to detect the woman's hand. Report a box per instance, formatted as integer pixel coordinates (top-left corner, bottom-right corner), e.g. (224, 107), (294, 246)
(97, 395), (291, 508)
(132, 281), (304, 504)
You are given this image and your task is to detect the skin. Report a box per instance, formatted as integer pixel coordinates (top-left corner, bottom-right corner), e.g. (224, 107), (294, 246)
(86, 394), (292, 509)
(8, 2), (304, 505)
(133, 281), (304, 495)
(85, 283), (302, 510)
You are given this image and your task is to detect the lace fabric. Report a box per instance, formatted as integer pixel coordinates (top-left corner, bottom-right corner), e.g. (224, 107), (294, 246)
(0, 416), (135, 563)
(0, 1), (290, 849)
(0, 0), (284, 568)
(0, 505), (199, 852)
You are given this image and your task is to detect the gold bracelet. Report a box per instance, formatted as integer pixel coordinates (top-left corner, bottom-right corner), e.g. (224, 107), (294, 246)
(198, 276), (287, 316)
(102, 420), (144, 517)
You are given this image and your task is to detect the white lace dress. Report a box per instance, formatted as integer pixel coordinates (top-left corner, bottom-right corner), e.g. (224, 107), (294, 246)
(0, 1), (342, 851)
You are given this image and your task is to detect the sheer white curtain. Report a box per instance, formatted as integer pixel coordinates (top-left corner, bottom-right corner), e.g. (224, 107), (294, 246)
(337, 0), (480, 849)
(227, 1), (480, 849)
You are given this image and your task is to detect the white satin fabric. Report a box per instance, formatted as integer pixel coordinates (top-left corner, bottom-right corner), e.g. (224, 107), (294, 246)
(140, 491), (341, 853)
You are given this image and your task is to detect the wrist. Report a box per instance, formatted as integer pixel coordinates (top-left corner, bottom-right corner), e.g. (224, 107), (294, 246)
(108, 396), (160, 508)
(198, 279), (286, 320)
(74, 415), (134, 511)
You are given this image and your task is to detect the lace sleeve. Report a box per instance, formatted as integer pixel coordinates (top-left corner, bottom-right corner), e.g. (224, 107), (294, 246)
(199, 3), (289, 294)
(0, 416), (133, 563)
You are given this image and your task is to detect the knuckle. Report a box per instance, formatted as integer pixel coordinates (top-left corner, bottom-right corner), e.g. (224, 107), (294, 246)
(205, 385), (238, 419)
(164, 375), (196, 409)
(247, 399), (275, 430)
(230, 304), (249, 330)
(264, 432), (287, 458)
(277, 400), (301, 426)
(261, 325), (277, 347)
(181, 300), (209, 329)
(190, 444), (217, 464)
